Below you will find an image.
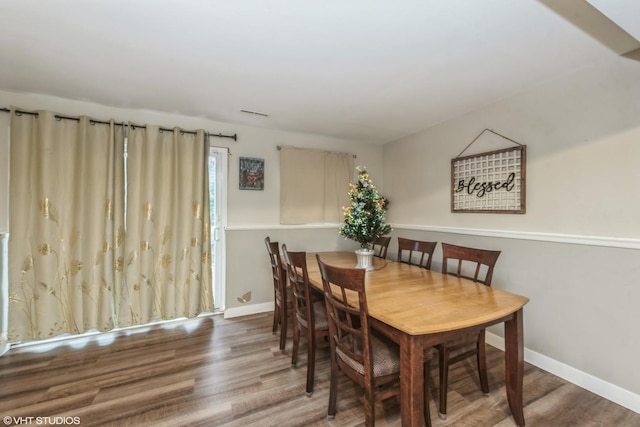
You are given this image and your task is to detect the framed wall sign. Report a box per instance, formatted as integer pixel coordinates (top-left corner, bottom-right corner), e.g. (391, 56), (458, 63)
(451, 143), (526, 214)
(239, 157), (264, 190)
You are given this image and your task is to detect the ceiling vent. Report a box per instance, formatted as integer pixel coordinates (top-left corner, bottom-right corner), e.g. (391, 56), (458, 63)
(240, 109), (270, 117)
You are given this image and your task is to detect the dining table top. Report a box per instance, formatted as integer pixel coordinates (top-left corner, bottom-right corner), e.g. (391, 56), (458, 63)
(305, 251), (529, 336)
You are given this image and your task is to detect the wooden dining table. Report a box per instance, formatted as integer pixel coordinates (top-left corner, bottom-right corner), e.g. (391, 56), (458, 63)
(305, 251), (529, 427)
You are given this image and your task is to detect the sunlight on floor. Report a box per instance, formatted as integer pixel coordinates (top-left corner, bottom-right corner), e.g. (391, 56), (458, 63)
(8, 313), (220, 354)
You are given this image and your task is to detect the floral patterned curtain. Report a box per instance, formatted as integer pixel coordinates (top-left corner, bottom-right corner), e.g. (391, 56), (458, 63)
(8, 111), (125, 341)
(7, 110), (213, 342)
(117, 125), (213, 327)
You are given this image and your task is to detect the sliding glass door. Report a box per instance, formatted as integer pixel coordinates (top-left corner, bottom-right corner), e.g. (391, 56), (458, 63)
(208, 146), (228, 312)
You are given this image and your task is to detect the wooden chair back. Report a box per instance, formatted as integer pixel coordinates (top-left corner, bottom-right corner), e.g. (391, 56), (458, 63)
(282, 246), (314, 332)
(436, 242), (501, 417)
(316, 255), (372, 384)
(373, 236), (391, 259)
(264, 236), (286, 302)
(316, 254), (432, 426)
(283, 246), (329, 395)
(441, 242), (501, 286)
(397, 237), (437, 270)
(264, 236), (290, 350)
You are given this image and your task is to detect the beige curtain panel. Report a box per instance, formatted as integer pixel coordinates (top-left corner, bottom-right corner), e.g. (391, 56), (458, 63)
(7, 110), (213, 342)
(8, 111), (125, 341)
(117, 125), (213, 327)
(280, 146), (354, 224)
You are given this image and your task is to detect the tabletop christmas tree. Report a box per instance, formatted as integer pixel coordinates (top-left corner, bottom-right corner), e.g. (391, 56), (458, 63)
(339, 167), (391, 251)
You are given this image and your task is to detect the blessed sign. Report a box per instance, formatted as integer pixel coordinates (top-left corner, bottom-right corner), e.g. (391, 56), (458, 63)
(451, 146), (526, 213)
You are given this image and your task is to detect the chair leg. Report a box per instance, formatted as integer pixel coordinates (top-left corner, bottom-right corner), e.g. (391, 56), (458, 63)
(272, 301), (280, 333)
(438, 346), (449, 419)
(327, 357), (339, 420)
(477, 329), (489, 394)
(305, 334), (316, 396)
(363, 388), (375, 427)
(279, 304), (288, 351)
(291, 321), (300, 367)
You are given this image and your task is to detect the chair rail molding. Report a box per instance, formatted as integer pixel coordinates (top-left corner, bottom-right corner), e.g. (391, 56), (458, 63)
(392, 224), (640, 250)
(225, 224), (640, 250)
(226, 223), (341, 231)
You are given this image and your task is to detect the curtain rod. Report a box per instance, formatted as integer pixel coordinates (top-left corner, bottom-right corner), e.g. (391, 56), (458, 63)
(0, 107), (237, 141)
(277, 145), (356, 158)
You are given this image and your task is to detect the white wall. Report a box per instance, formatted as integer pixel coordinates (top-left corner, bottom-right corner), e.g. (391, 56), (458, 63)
(382, 57), (640, 408)
(383, 59), (640, 238)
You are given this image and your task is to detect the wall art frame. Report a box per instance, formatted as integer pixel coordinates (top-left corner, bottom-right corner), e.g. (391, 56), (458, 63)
(239, 156), (264, 190)
(451, 129), (526, 214)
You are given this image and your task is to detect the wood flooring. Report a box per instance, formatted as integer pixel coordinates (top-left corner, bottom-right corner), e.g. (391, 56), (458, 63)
(1, 313), (639, 426)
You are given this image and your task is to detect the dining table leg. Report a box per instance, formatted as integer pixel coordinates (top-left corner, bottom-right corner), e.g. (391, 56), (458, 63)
(504, 308), (525, 426)
(399, 334), (423, 427)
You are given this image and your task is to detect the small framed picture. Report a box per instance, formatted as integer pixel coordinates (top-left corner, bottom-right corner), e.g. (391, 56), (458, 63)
(239, 157), (264, 190)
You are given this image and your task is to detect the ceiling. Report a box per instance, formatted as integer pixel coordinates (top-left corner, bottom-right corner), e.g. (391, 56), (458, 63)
(1, 0), (639, 144)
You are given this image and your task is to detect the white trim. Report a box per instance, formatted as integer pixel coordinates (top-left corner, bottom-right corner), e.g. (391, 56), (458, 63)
(224, 223), (640, 250)
(486, 332), (640, 414)
(226, 223), (340, 231)
(393, 224), (640, 250)
(223, 302), (274, 319)
(0, 332), (8, 356)
(210, 146), (228, 312)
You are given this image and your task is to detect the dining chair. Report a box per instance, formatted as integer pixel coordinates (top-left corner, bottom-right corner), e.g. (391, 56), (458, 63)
(397, 237), (437, 270)
(316, 255), (433, 427)
(372, 236), (391, 259)
(282, 245), (330, 396)
(264, 236), (291, 351)
(436, 242), (501, 419)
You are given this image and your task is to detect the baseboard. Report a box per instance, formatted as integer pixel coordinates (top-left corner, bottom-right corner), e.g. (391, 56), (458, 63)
(485, 332), (640, 414)
(223, 302), (274, 319)
(0, 332), (8, 356)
